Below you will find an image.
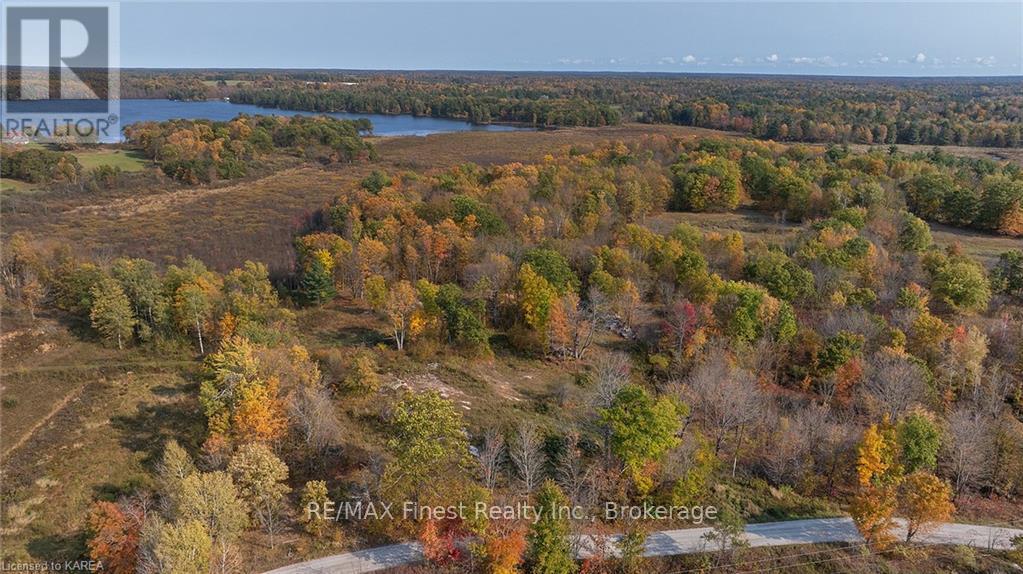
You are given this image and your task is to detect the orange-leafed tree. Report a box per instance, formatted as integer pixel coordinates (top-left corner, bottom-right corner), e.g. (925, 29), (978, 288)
(231, 376), (287, 445)
(851, 422), (902, 547)
(483, 526), (527, 574)
(86, 499), (146, 574)
(897, 471), (955, 542)
(419, 518), (462, 565)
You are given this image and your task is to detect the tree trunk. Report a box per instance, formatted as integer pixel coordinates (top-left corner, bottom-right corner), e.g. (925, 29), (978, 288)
(732, 423), (746, 478)
(195, 315), (205, 354)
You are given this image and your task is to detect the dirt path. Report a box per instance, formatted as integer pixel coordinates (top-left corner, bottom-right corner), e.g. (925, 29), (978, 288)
(1, 385), (84, 460)
(62, 166), (334, 218)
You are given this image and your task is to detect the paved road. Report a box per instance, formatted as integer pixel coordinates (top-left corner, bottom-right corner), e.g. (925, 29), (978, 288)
(262, 518), (1023, 574)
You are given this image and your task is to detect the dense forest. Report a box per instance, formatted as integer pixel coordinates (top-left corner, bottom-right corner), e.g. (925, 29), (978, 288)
(116, 70), (1023, 147)
(3, 124), (1022, 572)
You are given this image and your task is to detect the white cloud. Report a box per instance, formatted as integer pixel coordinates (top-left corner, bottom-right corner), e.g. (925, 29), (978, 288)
(731, 57), (744, 64)
(974, 56), (997, 66)
(658, 56), (676, 65)
(766, 53), (779, 62)
(915, 52), (926, 63)
(682, 54), (697, 64)
(790, 56), (836, 66)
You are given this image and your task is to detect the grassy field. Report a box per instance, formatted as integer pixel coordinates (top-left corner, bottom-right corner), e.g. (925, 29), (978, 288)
(0, 178), (40, 193)
(0, 315), (201, 562)
(73, 148), (150, 172)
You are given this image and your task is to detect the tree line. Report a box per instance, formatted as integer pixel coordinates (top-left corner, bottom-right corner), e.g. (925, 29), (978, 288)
(118, 70), (1023, 146)
(123, 115), (374, 184)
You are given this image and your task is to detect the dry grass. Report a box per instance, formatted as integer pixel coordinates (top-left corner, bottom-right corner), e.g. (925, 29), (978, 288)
(645, 209), (802, 247)
(0, 314), (201, 562)
(928, 221), (1023, 266)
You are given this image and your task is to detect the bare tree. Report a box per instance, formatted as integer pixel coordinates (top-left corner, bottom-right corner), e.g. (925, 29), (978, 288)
(760, 412), (812, 485)
(813, 409), (859, 496)
(211, 539), (243, 574)
(860, 351), (927, 420)
(590, 351), (631, 410)
(510, 423), (545, 494)
(556, 432), (594, 507)
(590, 351), (631, 463)
(478, 427), (506, 491)
(942, 407), (994, 499)
(561, 288), (604, 360)
(684, 351), (764, 477)
(288, 385), (344, 462)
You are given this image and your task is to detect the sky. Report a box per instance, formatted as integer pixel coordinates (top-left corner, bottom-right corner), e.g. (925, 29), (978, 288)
(118, 1), (1023, 76)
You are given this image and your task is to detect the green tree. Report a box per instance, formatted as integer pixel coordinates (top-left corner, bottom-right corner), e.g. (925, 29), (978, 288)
(298, 250), (337, 305)
(526, 479), (577, 574)
(905, 173), (955, 221)
(299, 480), (331, 537)
(517, 263), (558, 335)
(702, 499), (749, 561)
(228, 443), (291, 548)
(361, 170), (392, 193)
(384, 391), (470, 501)
(436, 283), (491, 355)
(713, 281), (797, 344)
(177, 471), (248, 543)
(931, 259), (991, 313)
(344, 352), (382, 394)
(742, 250), (814, 301)
(89, 277), (137, 349)
(897, 212), (933, 253)
(198, 335), (261, 436)
(897, 412), (941, 473)
(166, 257), (220, 354)
(365, 274), (387, 310)
(523, 249), (579, 294)
(112, 257), (166, 335)
(150, 520), (212, 574)
(672, 155), (742, 212)
(156, 440), (197, 516)
(992, 250), (1023, 297)
(600, 385), (686, 494)
(817, 331), (864, 375)
(941, 186), (979, 227)
(976, 175), (1023, 231)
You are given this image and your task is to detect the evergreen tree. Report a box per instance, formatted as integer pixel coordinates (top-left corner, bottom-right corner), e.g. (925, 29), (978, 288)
(299, 252), (336, 305)
(526, 479), (577, 574)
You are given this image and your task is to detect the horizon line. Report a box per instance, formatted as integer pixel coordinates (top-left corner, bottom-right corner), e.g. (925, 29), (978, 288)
(109, 67), (1023, 80)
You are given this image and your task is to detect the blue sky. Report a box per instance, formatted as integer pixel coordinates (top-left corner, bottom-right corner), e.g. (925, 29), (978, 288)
(121, 1), (1022, 75)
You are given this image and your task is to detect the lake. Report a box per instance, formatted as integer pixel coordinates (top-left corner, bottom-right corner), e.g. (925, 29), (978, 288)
(7, 99), (530, 143)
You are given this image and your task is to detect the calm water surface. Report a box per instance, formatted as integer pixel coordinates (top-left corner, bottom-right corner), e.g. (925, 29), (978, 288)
(114, 99), (526, 142)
